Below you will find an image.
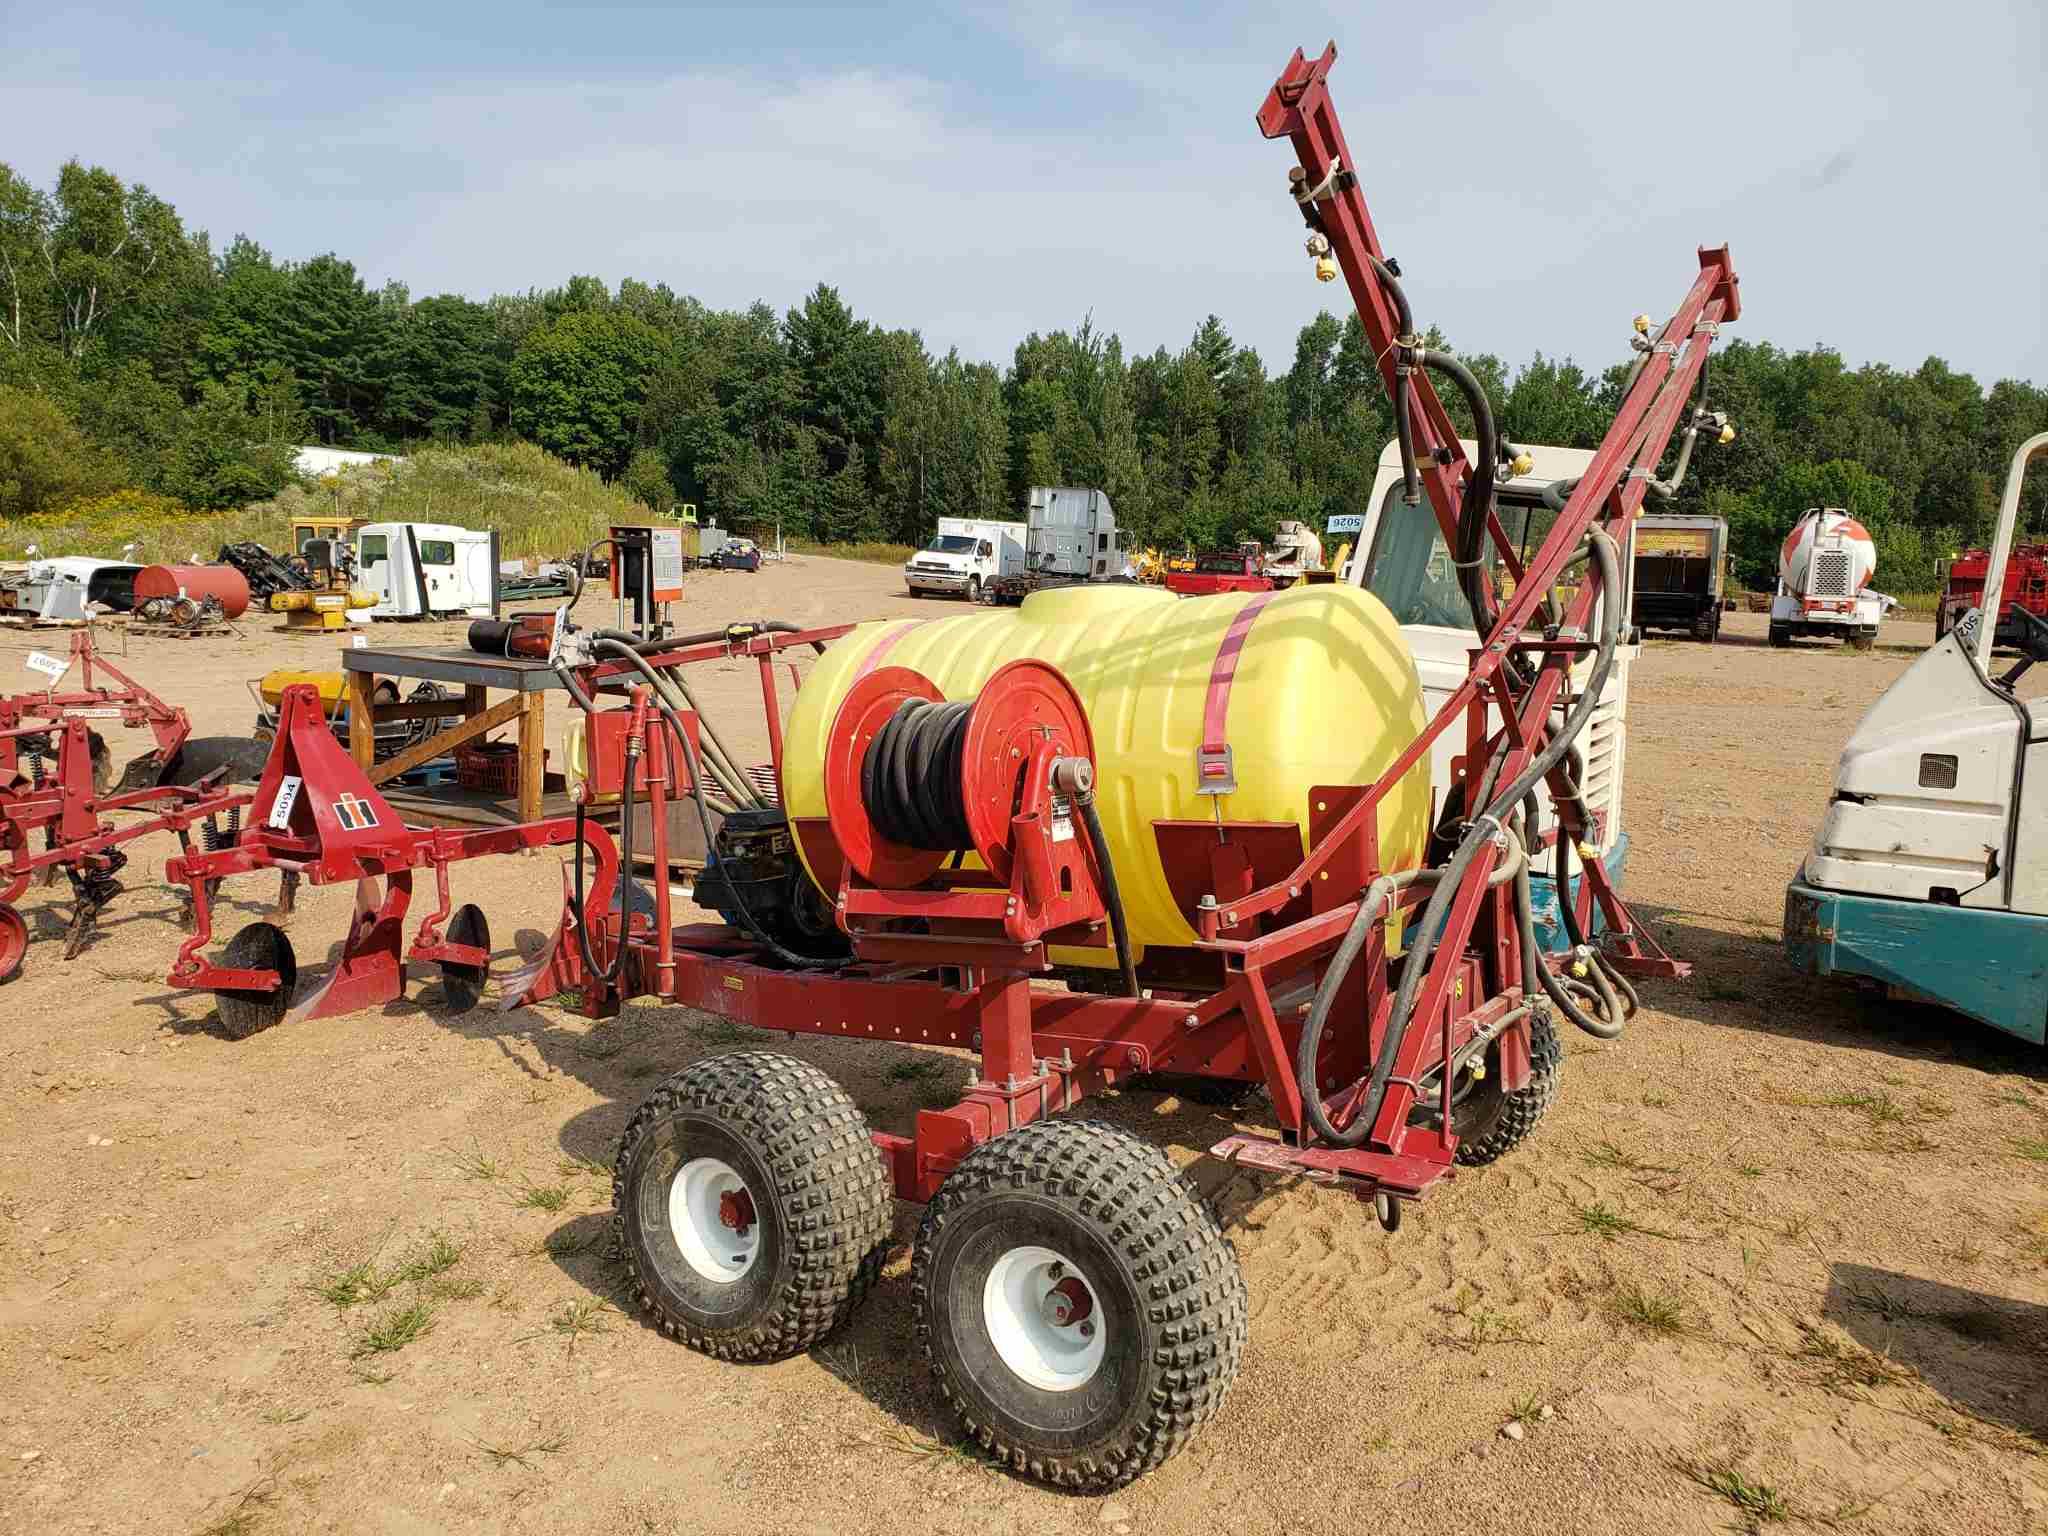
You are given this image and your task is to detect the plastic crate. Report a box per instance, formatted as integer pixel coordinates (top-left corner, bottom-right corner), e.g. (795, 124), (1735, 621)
(455, 741), (545, 796)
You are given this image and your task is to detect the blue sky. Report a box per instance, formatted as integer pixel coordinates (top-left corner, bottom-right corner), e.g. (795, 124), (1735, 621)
(5, 1), (2044, 384)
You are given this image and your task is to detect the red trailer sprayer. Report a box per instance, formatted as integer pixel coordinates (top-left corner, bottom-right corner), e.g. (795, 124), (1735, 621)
(158, 44), (1736, 1488)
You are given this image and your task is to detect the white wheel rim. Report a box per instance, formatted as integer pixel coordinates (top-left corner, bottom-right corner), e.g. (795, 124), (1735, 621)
(667, 1157), (762, 1282)
(981, 1244), (1106, 1392)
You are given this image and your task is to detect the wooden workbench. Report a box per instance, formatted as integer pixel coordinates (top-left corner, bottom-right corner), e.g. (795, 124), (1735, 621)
(340, 645), (560, 825)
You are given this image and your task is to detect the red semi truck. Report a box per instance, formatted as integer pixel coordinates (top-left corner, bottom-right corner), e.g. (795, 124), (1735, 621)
(1937, 539), (2048, 646)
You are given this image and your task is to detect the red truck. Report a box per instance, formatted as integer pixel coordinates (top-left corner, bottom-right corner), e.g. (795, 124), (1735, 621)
(1937, 540), (2048, 646)
(1163, 548), (1273, 597)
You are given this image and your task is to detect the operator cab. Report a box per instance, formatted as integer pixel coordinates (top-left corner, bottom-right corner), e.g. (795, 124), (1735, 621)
(1343, 440), (1636, 935)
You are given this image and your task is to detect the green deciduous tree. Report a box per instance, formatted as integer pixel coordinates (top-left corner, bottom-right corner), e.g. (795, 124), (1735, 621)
(508, 309), (669, 478)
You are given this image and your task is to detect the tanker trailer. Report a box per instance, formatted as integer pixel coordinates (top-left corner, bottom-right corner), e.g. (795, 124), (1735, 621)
(1769, 507), (1891, 649)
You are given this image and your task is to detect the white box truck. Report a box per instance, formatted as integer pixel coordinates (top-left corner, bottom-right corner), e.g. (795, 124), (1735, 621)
(903, 518), (1026, 602)
(355, 522), (497, 619)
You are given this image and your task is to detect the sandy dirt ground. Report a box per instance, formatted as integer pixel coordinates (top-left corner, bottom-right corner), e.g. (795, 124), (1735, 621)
(1, 558), (2044, 1536)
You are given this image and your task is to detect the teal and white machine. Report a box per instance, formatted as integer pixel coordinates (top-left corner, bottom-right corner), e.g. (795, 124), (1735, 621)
(1785, 431), (2048, 1043)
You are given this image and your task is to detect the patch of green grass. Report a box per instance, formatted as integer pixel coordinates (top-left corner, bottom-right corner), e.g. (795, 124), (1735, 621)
(2012, 1138), (2048, 1162)
(429, 1276), (486, 1302)
(516, 1182), (572, 1213)
(558, 1154), (613, 1180)
(451, 1143), (503, 1182)
(1792, 1324), (1910, 1394)
(1641, 1093), (1673, 1109)
(879, 1426), (991, 1475)
(1564, 1199), (1682, 1243)
(1436, 1302), (1542, 1351)
(535, 1297), (614, 1354)
(1736, 1162), (1765, 1178)
(351, 1301), (436, 1359)
(1611, 1281), (1691, 1336)
(1679, 1457), (1789, 1527)
(258, 1406), (308, 1426)
(469, 1431), (568, 1470)
(1579, 1140), (1678, 1175)
(313, 1262), (379, 1310)
(1507, 1391), (1545, 1426)
(888, 1058), (946, 1083)
(195, 1478), (277, 1536)
(398, 1232), (463, 1283)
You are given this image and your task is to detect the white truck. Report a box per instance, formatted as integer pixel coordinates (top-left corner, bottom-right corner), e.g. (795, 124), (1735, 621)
(903, 518), (1025, 602)
(987, 488), (1121, 605)
(354, 522), (497, 620)
(1347, 439), (1635, 953)
(1769, 507), (1891, 650)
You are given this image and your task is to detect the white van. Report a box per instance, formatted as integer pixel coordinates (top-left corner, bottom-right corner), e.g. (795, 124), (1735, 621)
(355, 522), (496, 619)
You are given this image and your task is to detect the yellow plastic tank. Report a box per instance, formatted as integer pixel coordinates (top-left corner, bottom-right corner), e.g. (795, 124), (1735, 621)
(782, 582), (1430, 967)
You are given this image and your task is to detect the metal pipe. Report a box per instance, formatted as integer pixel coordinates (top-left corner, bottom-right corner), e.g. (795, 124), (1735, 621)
(1973, 431), (2048, 674)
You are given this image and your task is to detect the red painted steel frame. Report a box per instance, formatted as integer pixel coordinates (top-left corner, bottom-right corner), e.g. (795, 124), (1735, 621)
(165, 49), (1734, 1220)
(0, 631), (246, 975)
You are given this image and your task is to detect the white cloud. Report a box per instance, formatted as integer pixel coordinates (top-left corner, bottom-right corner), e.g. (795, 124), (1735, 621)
(2, 1), (2042, 383)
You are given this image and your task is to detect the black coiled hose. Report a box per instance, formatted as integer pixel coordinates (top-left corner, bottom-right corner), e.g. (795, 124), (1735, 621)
(862, 699), (974, 850)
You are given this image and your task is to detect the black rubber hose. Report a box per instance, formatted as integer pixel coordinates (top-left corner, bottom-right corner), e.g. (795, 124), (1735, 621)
(1416, 350), (1503, 638)
(1361, 529), (1624, 1127)
(569, 734), (635, 990)
(584, 638), (843, 972)
(1294, 870), (1433, 1147)
(864, 698), (973, 849)
(1075, 790), (1138, 998)
(1366, 254), (1424, 511)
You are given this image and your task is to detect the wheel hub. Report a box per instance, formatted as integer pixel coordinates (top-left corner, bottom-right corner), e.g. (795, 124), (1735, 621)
(983, 1245), (1106, 1392)
(668, 1157), (762, 1282)
(718, 1187), (756, 1238)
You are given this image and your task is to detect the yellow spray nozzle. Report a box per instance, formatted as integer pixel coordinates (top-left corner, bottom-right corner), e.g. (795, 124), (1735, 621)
(1632, 314), (1652, 335)
(1509, 450), (1534, 477)
(1314, 256), (1338, 283)
(1718, 424), (1736, 445)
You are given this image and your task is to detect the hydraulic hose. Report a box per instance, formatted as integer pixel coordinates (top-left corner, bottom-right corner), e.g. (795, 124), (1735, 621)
(1294, 868), (1436, 1147)
(1337, 527), (1622, 1141)
(1074, 789), (1138, 998)
(1367, 255), (1424, 509)
(1414, 349), (1503, 639)
(579, 637), (844, 972)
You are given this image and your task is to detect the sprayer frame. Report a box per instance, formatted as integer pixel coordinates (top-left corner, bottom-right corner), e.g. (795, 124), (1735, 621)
(167, 47), (1724, 1217)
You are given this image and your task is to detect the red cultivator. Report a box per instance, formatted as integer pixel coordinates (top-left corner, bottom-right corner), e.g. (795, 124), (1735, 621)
(159, 46), (1734, 1491)
(0, 632), (251, 981)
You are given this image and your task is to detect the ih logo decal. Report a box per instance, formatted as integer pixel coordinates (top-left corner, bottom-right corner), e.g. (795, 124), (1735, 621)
(333, 792), (381, 832)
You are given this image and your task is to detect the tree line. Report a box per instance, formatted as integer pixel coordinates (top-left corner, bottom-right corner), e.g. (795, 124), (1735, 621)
(4, 157), (2045, 591)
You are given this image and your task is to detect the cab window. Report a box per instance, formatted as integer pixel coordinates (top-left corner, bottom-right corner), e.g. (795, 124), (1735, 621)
(358, 534), (388, 564)
(419, 540), (456, 565)
(1363, 487), (1569, 630)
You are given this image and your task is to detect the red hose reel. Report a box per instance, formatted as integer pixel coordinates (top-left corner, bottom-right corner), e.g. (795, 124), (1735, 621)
(822, 659), (1108, 950)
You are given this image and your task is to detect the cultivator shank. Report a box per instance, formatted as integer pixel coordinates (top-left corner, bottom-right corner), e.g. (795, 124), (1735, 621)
(0, 631), (253, 981)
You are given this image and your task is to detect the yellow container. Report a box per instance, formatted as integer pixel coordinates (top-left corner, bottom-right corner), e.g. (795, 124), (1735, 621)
(258, 669), (348, 710)
(782, 582), (1431, 967)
